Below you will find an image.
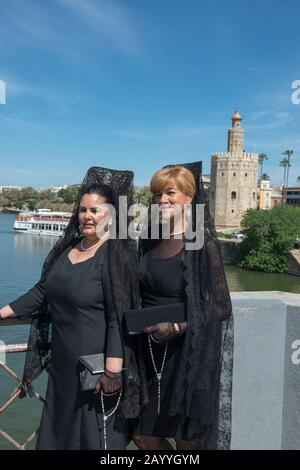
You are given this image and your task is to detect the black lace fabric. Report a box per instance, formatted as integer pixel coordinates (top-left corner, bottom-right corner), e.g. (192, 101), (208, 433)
(139, 161), (234, 449)
(21, 166), (143, 421)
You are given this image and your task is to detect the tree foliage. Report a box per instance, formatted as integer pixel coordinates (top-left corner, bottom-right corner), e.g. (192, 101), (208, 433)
(0, 185), (80, 211)
(57, 186), (80, 204)
(238, 205), (300, 273)
(133, 186), (152, 206)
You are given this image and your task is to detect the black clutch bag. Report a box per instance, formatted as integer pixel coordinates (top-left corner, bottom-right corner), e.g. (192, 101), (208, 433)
(79, 353), (105, 391)
(124, 302), (186, 335)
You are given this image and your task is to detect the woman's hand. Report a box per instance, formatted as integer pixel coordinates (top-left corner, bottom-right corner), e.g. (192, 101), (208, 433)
(94, 370), (122, 395)
(144, 322), (187, 344)
(0, 305), (16, 320)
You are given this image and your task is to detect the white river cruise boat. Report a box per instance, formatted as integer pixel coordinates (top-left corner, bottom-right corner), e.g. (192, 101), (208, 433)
(14, 209), (72, 236)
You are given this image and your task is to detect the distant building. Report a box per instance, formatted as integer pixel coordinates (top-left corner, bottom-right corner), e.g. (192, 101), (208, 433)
(0, 185), (22, 193)
(284, 186), (300, 207)
(271, 184), (283, 208)
(37, 184), (69, 193)
(51, 184), (69, 193)
(258, 179), (272, 210)
(209, 110), (259, 230)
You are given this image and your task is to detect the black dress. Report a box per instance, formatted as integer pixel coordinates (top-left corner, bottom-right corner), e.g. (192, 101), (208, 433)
(135, 249), (187, 438)
(10, 241), (127, 450)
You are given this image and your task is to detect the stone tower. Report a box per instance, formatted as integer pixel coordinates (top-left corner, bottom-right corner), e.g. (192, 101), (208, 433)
(209, 110), (259, 230)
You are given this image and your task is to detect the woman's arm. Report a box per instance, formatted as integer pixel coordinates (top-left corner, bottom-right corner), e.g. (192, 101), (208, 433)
(1, 280), (46, 320)
(102, 259), (123, 371)
(94, 259), (124, 394)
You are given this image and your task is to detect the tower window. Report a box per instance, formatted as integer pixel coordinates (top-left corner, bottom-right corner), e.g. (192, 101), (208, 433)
(231, 191), (237, 200)
(222, 172), (224, 176)
(211, 191), (214, 199)
(245, 173), (248, 176)
(231, 209), (234, 213)
(253, 192), (256, 200)
(233, 172), (236, 176)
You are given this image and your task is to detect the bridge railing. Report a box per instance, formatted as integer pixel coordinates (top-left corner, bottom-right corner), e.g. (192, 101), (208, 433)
(0, 318), (45, 450)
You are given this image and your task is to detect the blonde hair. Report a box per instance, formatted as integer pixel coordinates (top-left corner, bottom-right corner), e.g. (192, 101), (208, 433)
(150, 165), (196, 198)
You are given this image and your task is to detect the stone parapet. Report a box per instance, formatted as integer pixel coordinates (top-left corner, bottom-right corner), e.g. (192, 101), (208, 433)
(231, 291), (300, 449)
(212, 151), (258, 160)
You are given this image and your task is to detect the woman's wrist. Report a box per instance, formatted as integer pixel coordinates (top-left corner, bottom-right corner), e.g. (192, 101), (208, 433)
(105, 357), (123, 374)
(0, 305), (16, 320)
(104, 369), (122, 379)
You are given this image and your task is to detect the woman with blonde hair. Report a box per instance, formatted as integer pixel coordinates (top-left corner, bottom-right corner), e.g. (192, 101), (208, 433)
(132, 162), (233, 450)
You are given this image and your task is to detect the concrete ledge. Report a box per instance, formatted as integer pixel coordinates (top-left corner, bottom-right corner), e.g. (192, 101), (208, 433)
(231, 291), (300, 449)
(288, 250), (300, 276)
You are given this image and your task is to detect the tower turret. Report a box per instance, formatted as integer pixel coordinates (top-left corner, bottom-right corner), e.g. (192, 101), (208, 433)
(227, 109), (244, 154)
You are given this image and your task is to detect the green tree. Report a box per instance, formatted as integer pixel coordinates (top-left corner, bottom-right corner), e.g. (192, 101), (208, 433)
(133, 186), (152, 206)
(282, 149), (294, 187)
(58, 186), (79, 204)
(238, 205), (300, 273)
(279, 157), (290, 186)
(38, 189), (55, 201)
(258, 153), (268, 179)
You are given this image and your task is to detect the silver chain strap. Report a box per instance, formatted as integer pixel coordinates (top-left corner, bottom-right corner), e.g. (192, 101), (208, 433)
(100, 389), (122, 450)
(148, 334), (168, 415)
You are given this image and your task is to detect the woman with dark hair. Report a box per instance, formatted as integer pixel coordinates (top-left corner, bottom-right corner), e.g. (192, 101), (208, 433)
(0, 167), (141, 450)
(132, 162), (233, 450)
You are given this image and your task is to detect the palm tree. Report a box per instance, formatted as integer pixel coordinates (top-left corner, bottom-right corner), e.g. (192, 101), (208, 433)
(279, 158), (290, 187)
(282, 149), (294, 188)
(258, 153), (268, 179)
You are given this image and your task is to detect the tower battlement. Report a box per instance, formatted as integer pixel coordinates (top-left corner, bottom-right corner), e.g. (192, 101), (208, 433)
(212, 151), (259, 160)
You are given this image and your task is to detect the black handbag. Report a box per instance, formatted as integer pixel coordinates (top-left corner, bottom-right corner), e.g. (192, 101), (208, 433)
(124, 302), (186, 335)
(79, 353), (105, 391)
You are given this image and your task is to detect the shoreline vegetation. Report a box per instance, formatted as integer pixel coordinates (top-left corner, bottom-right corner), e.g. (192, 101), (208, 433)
(0, 185), (152, 213)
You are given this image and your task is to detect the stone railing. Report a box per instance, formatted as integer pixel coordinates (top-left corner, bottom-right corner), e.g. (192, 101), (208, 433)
(231, 291), (300, 450)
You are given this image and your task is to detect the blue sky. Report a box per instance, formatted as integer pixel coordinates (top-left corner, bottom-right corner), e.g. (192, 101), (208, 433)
(0, 0), (299, 188)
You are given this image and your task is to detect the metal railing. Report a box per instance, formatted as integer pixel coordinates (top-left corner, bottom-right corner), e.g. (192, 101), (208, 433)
(0, 318), (45, 450)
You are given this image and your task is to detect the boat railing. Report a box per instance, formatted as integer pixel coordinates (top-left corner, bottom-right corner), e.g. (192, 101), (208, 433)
(0, 318), (45, 450)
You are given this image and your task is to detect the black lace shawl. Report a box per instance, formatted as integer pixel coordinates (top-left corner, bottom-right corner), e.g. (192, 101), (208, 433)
(139, 161), (234, 449)
(21, 166), (142, 420)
